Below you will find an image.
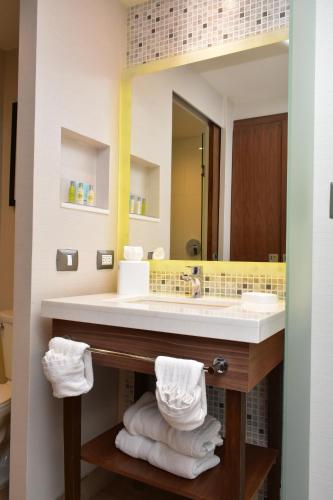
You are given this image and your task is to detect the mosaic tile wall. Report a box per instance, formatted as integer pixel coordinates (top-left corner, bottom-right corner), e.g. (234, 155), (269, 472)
(127, 0), (290, 66)
(150, 269), (286, 299)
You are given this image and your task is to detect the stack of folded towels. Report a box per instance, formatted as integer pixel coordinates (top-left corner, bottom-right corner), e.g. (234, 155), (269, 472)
(115, 357), (223, 479)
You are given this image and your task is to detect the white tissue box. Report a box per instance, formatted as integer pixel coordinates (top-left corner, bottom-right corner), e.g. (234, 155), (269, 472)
(117, 261), (150, 296)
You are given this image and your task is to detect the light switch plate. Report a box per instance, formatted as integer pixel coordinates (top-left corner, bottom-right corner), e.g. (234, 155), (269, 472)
(97, 250), (114, 270)
(268, 253), (279, 263)
(56, 249), (78, 271)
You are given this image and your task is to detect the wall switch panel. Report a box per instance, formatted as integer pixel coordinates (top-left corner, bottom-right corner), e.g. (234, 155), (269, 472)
(97, 250), (114, 270)
(268, 253), (279, 262)
(56, 249), (78, 271)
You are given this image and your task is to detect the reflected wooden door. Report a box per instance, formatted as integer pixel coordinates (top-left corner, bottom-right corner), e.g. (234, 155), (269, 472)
(230, 114), (287, 262)
(207, 122), (221, 261)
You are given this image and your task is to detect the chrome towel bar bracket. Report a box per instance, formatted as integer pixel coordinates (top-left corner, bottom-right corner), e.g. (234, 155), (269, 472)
(88, 346), (228, 376)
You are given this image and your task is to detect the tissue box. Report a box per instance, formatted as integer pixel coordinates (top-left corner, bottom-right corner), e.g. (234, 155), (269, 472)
(117, 261), (150, 296)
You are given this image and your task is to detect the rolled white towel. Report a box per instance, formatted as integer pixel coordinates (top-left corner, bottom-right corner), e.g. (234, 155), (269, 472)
(155, 356), (207, 431)
(42, 337), (94, 398)
(115, 428), (220, 480)
(124, 392), (223, 458)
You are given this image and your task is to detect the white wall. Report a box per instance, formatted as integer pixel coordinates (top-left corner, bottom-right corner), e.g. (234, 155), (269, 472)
(309, 0), (333, 497)
(11, 1), (126, 499)
(233, 97), (288, 120)
(0, 49), (17, 311)
(130, 66), (224, 258)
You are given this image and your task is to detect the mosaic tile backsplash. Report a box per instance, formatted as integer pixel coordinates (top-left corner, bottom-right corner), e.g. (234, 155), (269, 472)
(150, 269), (286, 299)
(127, 0), (290, 66)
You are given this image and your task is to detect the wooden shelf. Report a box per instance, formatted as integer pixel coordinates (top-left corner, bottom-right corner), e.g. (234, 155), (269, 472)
(81, 424), (278, 500)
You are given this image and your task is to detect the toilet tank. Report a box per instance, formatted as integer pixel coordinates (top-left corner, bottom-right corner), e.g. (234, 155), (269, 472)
(0, 311), (13, 380)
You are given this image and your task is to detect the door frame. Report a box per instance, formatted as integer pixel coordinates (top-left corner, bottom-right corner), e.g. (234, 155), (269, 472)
(172, 94), (222, 260)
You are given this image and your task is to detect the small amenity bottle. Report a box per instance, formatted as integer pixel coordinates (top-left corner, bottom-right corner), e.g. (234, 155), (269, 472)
(68, 181), (76, 203)
(136, 196), (142, 215)
(87, 185), (95, 206)
(129, 194), (136, 214)
(76, 182), (84, 204)
(141, 197), (146, 216)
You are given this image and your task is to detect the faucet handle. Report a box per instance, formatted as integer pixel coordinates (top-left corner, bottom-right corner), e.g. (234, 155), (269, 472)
(186, 265), (203, 276)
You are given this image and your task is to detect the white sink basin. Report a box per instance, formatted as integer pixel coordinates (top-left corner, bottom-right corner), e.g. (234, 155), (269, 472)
(104, 295), (237, 309)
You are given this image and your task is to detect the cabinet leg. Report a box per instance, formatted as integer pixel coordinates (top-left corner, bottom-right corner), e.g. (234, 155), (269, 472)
(267, 362), (284, 499)
(64, 396), (82, 500)
(225, 389), (246, 500)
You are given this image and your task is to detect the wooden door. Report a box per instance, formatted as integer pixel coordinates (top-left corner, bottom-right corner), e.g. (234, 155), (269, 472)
(230, 114), (287, 262)
(207, 122), (221, 260)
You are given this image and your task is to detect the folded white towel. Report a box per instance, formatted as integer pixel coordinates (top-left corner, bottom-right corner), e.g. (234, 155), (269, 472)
(115, 428), (220, 480)
(124, 392), (223, 458)
(155, 356), (207, 431)
(42, 337), (94, 398)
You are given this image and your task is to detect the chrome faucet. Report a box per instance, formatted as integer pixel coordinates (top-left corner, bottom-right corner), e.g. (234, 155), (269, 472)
(181, 266), (203, 298)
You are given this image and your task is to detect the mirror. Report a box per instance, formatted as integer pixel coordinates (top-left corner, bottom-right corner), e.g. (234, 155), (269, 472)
(128, 43), (289, 262)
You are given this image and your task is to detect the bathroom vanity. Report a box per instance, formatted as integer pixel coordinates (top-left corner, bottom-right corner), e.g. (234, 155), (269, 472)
(42, 293), (285, 500)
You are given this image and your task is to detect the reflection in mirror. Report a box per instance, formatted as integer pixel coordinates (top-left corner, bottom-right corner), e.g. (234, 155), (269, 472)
(129, 43), (288, 262)
(171, 97), (212, 261)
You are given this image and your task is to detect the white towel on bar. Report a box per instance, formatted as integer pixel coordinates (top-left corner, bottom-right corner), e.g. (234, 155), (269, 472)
(115, 428), (220, 480)
(42, 337), (94, 398)
(155, 356), (207, 431)
(124, 392), (223, 458)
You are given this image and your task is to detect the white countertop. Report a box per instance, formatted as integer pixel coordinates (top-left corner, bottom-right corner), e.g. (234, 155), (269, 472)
(41, 293), (285, 344)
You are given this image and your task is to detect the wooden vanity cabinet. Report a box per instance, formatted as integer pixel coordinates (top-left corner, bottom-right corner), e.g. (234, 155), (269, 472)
(53, 320), (284, 500)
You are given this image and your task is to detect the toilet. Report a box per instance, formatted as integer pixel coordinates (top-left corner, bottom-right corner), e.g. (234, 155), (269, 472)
(0, 310), (12, 488)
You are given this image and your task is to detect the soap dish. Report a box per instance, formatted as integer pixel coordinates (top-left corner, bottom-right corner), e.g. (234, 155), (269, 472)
(241, 292), (279, 313)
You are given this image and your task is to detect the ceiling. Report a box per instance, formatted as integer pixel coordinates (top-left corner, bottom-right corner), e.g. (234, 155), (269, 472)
(173, 102), (207, 140)
(193, 43), (288, 105)
(0, 0), (19, 50)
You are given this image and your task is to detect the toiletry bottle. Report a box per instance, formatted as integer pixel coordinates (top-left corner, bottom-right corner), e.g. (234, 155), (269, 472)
(129, 194), (136, 214)
(83, 183), (89, 205)
(68, 181), (76, 203)
(136, 196), (142, 215)
(142, 197), (146, 216)
(76, 182), (84, 205)
(87, 185), (95, 206)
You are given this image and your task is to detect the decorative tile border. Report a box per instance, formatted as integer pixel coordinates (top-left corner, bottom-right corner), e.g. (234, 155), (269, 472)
(150, 269), (286, 299)
(127, 0), (290, 66)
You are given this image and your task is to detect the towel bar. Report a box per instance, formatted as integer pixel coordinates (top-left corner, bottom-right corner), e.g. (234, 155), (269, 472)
(88, 346), (228, 375)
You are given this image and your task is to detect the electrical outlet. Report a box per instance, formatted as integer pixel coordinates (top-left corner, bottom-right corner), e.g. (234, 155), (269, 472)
(102, 254), (113, 266)
(97, 250), (114, 270)
(56, 249), (78, 271)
